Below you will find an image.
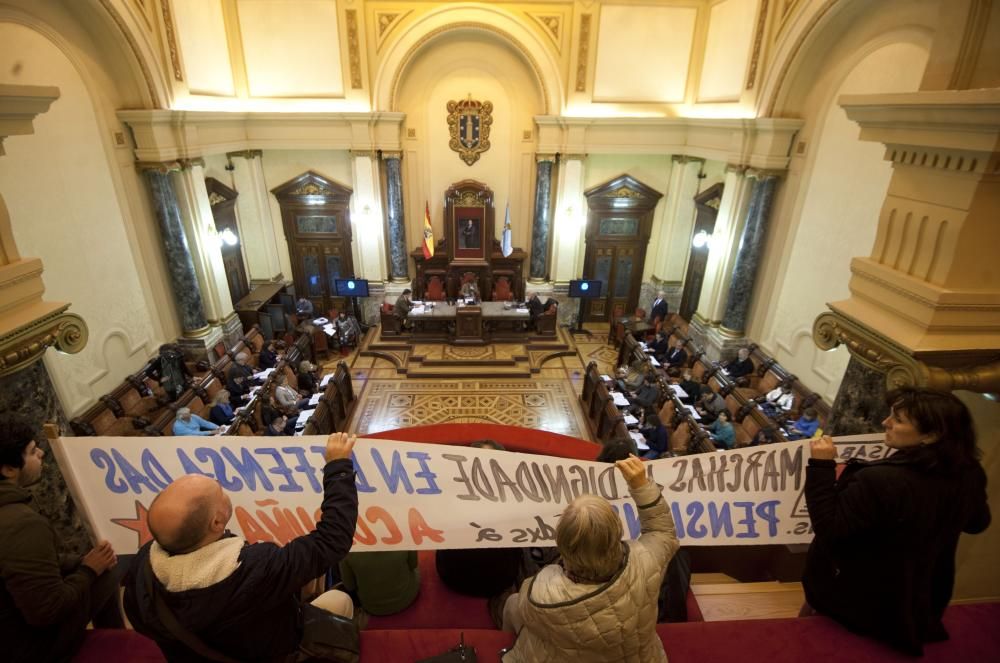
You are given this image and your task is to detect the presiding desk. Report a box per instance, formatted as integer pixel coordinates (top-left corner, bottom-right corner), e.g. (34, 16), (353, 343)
(408, 301), (531, 344)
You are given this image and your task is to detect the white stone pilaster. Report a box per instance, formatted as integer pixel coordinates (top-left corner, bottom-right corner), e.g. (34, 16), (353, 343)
(229, 151), (284, 282)
(550, 156), (587, 285)
(654, 156), (704, 282)
(350, 151), (388, 282)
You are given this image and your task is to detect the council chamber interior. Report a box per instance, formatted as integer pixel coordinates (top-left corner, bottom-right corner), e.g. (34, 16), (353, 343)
(0, 0), (997, 661)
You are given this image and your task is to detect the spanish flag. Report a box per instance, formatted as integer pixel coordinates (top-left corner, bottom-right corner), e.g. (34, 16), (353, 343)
(422, 202), (434, 259)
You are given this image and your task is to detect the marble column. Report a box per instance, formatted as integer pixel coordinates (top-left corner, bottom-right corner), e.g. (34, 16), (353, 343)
(227, 150), (285, 283)
(529, 155), (555, 281)
(142, 166), (209, 335)
(827, 357), (890, 435)
(720, 171), (779, 334)
(383, 152), (409, 282)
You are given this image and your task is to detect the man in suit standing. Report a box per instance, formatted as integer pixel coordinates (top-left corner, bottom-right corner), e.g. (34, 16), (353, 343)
(649, 290), (668, 324)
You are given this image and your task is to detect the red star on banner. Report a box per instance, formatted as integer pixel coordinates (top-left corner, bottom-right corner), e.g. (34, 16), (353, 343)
(111, 500), (153, 548)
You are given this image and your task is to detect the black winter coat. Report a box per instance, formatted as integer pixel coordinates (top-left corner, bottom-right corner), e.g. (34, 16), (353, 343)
(123, 459), (358, 662)
(803, 450), (990, 655)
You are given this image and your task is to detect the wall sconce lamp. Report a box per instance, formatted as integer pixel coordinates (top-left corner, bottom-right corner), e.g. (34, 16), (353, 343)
(692, 230), (711, 249)
(220, 228), (239, 247)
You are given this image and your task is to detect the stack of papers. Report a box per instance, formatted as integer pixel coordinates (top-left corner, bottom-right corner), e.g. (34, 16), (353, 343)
(412, 305), (427, 314)
(670, 384), (688, 399)
(320, 374), (333, 388)
(308, 393), (321, 406)
(515, 307), (529, 313)
(295, 409), (315, 426)
(312, 317), (329, 325)
(612, 392), (630, 407)
(252, 367), (275, 380)
(600, 374), (613, 382)
(649, 357), (661, 367)
(684, 405), (701, 420)
(623, 413), (639, 427)
(629, 431), (650, 451)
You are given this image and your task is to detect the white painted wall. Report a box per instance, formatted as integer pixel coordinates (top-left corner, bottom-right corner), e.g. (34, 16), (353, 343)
(0, 22), (159, 415)
(698, 0), (758, 102)
(759, 41), (929, 401)
(172, 0), (235, 96)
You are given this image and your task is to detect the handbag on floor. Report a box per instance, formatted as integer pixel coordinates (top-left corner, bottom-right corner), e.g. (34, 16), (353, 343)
(298, 602), (360, 663)
(415, 633), (478, 662)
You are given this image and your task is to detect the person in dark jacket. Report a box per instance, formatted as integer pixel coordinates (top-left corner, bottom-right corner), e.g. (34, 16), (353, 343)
(298, 360), (319, 394)
(722, 347), (754, 385)
(208, 389), (236, 426)
(662, 339), (688, 370)
(123, 432), (360, 662)
(803, 388), (991, 656)
(639, 413), (669, 460)
(257, 341), (280, 370)
(1, 416), (121, 663)
(150, 343), (193, 401)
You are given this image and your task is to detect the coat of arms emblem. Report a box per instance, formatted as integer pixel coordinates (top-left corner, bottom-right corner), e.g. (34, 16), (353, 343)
(447, 95), (493, 166)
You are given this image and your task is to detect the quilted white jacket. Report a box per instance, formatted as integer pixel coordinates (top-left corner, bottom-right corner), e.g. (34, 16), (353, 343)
(503, 481), (678, 663)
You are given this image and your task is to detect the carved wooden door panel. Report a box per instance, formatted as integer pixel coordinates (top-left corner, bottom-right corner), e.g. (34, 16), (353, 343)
(679, 183), (723, 320)
(206, 177), (250, 306)
(585, 243), (639, 322)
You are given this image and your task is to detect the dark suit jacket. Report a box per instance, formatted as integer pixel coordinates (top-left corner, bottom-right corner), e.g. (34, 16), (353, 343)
(665, 347), (688, 367)
(649, 298), (668, 323)
(527, 296), (544, 319)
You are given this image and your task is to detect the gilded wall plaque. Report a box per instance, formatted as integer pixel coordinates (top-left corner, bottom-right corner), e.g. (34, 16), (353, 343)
(447, 95), (493, 166)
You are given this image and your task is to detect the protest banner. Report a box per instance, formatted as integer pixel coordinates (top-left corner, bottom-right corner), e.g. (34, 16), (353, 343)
(50, 434), (890, 554)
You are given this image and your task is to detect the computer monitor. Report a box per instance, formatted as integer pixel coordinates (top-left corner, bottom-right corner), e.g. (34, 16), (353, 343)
(568, 279), (603, 298)
(334, 278), (369, 298)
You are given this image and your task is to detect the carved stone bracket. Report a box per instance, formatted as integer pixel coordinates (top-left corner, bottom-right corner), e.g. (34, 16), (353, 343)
(0, 308), (88, 378)
(813, 310), (1000, 393)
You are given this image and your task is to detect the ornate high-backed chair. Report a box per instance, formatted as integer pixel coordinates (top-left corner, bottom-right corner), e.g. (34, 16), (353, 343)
(424, 274), (447, 301)
(492, 275), (513, 301)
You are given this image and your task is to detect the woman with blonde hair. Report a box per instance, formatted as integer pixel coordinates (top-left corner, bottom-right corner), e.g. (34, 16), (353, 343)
(208, 389), (235, 426)
(501, 456), (678, 662)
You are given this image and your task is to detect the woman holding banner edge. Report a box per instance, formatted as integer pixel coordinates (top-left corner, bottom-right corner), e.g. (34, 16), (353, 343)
(500, 454), (678, 662)
(803, 388), (990, 656)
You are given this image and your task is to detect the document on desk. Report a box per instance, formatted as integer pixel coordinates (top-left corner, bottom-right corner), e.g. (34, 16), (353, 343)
(320, 374), (333, 388)
(612, 392), (630, 407)
(252, 367), (275, 380)
(623, 413), (639, 426)
(323, 324), (336, 337)
(516, 308), (529, 313)
(629, 431), (649, 451)
(296, 409), (315, 426)
(412, 305), (426, 314)
(684, 404), (701, 420)
(670, 384), (688, 399)
(308, 393), (321, 406)
(649, 357), (661, 367)
(601, 374), (613, 382)
(312, 317), (329, 325)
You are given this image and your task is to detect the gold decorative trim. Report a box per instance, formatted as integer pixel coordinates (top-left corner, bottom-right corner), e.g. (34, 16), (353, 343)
(764, 0), (838, 115)
(183, 324), (212, 339)
(135, 160), (183, 174)
(528, 13), (562, 49)
(208, 192), (227, 206)
(345, 9), (363, 89)
(745, 0), (769, 90)
(290, 182), (330, 196)
(96, 0), (162, 107)
(0, 309), (88, 378)
(226, 149), (263, 159)
(457, 191), (486, 208)
(390, 22), (551, 115)
(160, 0), (183, 82)
(380, 150), (403, 160)
(718, 325), (746, 338)
(375, 10), (412, 53)
(447, 96), (493, 166)
(813, 310), (1000, 393)
(671, 155), (705, 165)
(610, 186), (641, 198)
(178, 157), (206, 170)
(535, 153), (556, 163)
(576, 14), (592, 92)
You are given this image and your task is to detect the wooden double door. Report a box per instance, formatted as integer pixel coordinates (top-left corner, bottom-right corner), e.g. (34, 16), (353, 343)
(581, 175), (663, 323)
(272, 171), (355, 315)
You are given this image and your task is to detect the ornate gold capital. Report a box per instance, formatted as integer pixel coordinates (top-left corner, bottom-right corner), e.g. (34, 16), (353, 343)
(536, 153), (556, 163)
(225, 149), (263, 160)
(725, 163), (749, 174)
(746, 167), (784, 180)
(0, 308), (88, 378)
(135, 160), (183, 174)
(672, 155), (705, 165)
(813, 310), (1000, 393)
(380, 150), (402, 160)
(178, 157), (206, 171)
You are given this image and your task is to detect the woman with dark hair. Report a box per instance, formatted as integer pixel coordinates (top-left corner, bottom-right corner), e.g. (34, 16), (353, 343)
(595, 437), (638, 463)
(803, 388), (991, 655)
(639, 413), (669, 460)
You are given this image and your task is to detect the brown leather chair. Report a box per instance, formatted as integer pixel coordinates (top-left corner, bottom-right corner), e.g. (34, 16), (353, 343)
(425, 275), (446, 301)
(492, 276), (513, 301)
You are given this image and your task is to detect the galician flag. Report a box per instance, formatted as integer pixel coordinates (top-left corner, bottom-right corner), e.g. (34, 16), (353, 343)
(501, 202), (513, 257)
(422, 202), (434, 259)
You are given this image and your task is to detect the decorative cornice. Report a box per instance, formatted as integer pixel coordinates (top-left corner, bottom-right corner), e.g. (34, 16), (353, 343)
(95, 0), (162, 107)
(535, 153), (556, 163)
(161, 0), (183, 82)
(575, 14), (592, 93)
(225, 149), (263, 160)
(135, 160), (183, 174)
(746, 167), (784, 180)
(0, 309), (88, 378)
(380, 150), (402, 160)
(178, 157), (206, 170)
(745, 0), (769, 90)
(671, 155), (705, 165)
(813, 309), (1000, 393)
(345, 9), (363, 89)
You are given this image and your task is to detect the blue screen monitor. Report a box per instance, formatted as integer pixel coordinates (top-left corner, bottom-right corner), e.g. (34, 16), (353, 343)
(334, 278), (369, 297)
(568, 279), (603, 298)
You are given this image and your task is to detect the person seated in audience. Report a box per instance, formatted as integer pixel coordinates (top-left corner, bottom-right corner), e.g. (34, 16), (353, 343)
(708, 411), (736, 450)
(595, 436), (639, 463)
(649, 331), (670, 361)
(722, 347), (754, 385)
(265, 414), (291, 437)
(761, 384), (795, 418)
(1, 416), (123, 663)
(335, 311), (362, 352)
(257, 340), (281, 371)
(262, 399), (297, 436)
(662, 339), (688, 370)
(172, 407), (220, 436)
(501, 456), (678, 662)
(639, 413), (669, 460)
(274, 373), (310, 413)
(208, 389), (236, 426)
(227, 352), (257, 389)
(695, 389), (726, 424)
(629, 373), (661, 415)
(227, 373), (251, 407)
(749, 428), (777, 446)
(297, 361), (319, 395)
(615, 361), (647, 394)
(437, 441), (527, 600)
(787, 407), (820, 440)
(295, 297), (315, 318)
(527, 291), (543, 323)
(803, 389), (990, 656)
(677, 370), (702, 405)
(123, 433), (359, 662)
(149, 343), (192, 401)
(339, 550), (419, 619)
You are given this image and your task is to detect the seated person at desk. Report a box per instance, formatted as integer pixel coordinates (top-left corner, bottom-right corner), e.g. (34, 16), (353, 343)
(227, 373), (251, 407)
(208, 389), (237, 426)
(274, 373), (310, 413)
(615, 362), (647, 394)
(527, 292), (557, 330)
(722, 347), (754, 384)
(695, 390), (727, 424)
(335, 311), (362, 350)
(172, 407), (220, 436)
(677, 370), (702, 404)
(629, 373), (661, 415)
(708, 411), (736, 450)
(648, 331), (670, 360)
(596, 437), (640, 463)
(265, 414), (291, 437)
(639, 413), (669, 460)
(228, 352), (258, 385)
(750, 428), (777, 446)
(149, 343), (193, 401)
(394, 289), (413, 328)
(295, 297), (314, 318)
(662, 339), (688, 371)
(459, 280), (480, 302)
(297, 361), (319, 394)
(257, 340), (282, 370)
(761, 384), (795, 418)
(786, 408), (820, 440)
